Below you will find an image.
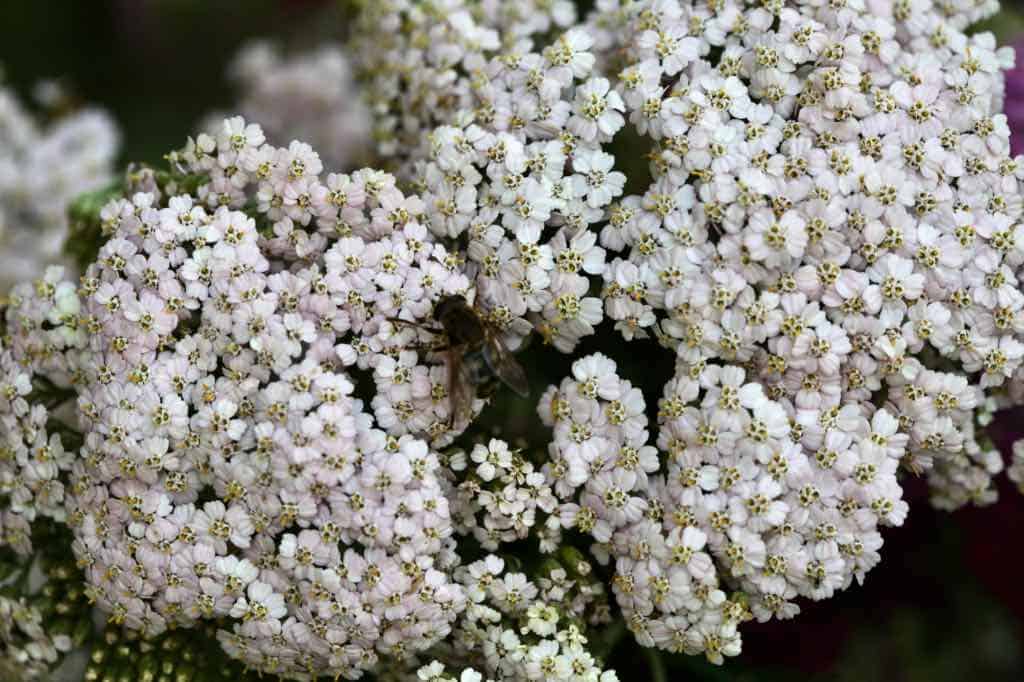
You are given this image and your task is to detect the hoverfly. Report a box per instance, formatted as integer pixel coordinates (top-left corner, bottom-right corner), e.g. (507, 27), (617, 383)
(393, 294), (529, 429)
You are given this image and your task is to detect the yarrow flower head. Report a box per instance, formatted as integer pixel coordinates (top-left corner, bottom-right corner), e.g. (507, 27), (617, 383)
(5, 0), (1024, 678)
(1, 118), (489, 679)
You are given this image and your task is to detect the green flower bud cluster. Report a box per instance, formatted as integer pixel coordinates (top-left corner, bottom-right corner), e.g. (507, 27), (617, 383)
(84, 625), (260, 682)
(31, 555), (95, 650)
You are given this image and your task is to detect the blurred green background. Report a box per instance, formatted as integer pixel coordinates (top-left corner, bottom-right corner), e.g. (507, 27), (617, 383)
(0, 0), (346, 165)
(5, 1), (1024, 680)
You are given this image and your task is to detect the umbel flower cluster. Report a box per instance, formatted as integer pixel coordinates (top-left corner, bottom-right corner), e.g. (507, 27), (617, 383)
(4, 0), (1024, 680)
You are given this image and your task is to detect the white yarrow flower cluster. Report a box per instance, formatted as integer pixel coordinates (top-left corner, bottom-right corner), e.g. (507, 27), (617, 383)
(0, 595), (73, 680)
(5, 0), (1024, 678)
(0, 310), (73, 556)
(411, 29), (619, 352)
(580, 0), (1021, 510)
(6, 118), (483, 680)
(355, 0), (578, 168)
(437, 554), (618, 681)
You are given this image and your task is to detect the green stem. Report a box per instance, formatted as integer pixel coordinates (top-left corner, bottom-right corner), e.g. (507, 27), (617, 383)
(592, 618), (627, 662)
(644, 646), (668, 682)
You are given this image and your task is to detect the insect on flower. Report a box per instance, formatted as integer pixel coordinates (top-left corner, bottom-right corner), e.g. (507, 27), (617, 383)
(394, 294), (530, 428)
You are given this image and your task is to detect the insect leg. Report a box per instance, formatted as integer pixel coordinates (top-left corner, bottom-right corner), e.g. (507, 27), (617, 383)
(386, 317), (444, 334)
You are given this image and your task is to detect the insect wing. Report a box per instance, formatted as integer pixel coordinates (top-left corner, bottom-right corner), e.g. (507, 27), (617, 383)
(447, 344), (477, 429)
(482, 333), (530, 398)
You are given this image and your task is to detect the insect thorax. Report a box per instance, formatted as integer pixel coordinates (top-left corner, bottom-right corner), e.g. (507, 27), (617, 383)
(434, 295), (487, 347)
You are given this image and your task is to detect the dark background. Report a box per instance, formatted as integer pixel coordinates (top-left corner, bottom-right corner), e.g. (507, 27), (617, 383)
(0, 0), (343, 165)
(4, 1), (1024, 680)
